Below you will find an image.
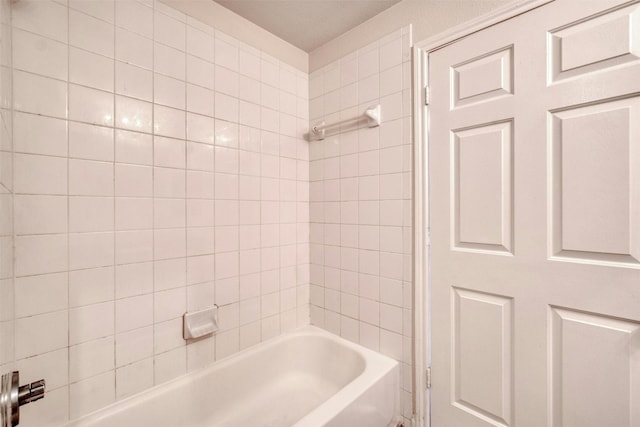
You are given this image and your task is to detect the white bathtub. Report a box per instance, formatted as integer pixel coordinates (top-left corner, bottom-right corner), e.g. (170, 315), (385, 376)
(64, 326), (400, 427)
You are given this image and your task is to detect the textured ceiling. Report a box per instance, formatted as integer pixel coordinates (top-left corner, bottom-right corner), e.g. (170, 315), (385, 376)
(213, 0), (403, 52)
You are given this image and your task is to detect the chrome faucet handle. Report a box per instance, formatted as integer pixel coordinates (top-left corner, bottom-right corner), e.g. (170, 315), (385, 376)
(18, 379), (45, 406)
(1, 371), (46, 427)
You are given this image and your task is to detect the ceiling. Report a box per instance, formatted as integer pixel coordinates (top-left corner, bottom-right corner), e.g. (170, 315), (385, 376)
(213, 0), (403, 52)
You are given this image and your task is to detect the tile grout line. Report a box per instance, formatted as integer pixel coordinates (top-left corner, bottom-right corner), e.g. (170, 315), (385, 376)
(8, 0), (16, 383)
(181, 2), (188, 368)
(150, 0), (156, 388)
(65, 0), (70, 418)
(111, 0), (117, 404)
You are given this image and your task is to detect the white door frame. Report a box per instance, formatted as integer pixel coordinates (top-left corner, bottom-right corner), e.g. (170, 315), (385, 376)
(411, 1), (554, 425)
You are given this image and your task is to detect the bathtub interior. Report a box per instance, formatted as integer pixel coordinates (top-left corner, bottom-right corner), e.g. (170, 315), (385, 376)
(64, 327), (396, 427)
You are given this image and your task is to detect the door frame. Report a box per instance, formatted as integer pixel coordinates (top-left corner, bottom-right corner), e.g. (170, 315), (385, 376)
(411, 1), (554, 425)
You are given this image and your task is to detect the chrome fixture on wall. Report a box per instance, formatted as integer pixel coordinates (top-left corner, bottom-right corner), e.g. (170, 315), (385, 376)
(0, 371), (45, 427)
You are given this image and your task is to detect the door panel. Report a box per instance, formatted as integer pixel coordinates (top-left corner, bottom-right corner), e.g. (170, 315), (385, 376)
(550, 96), (640, 265)
(452, 288), (513, 426)
(549, 307), (640, 427)
(429, 1), (640, 426)
(452, 46), (514, 108)
(453, 120), (513, 253)
(548, 2), (640, 82)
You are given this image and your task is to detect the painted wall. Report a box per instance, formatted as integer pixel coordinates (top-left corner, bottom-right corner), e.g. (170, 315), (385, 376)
(0, 0), (13, 378)
(310, 0), (512, 71)
(308, 26), (414, 425)
(9, 0), (309, 424)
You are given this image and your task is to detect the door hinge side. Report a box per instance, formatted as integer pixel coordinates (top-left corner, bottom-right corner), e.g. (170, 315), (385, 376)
(424, 86), (430, 106)
(426, 367), (431, 389)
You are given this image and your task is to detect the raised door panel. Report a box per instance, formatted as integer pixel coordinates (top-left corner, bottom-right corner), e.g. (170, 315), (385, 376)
(548, 3), (640, 82)
(452, 46), (514, 108)
(452, 121), (513, 254)
(549, 96), (640, 266)
(549, 307), (640, 427)
(453, 288), (514, 427)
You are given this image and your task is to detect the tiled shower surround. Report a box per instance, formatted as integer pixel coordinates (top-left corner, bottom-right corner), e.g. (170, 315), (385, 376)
(3, 0), (415, 425)
(8, 0), (310, 423)
(308, 27), (414, 421)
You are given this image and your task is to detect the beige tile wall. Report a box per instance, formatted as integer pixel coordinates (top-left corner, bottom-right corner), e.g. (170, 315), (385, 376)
(9, 0), (310, 424)
(308, 26), (414, 424)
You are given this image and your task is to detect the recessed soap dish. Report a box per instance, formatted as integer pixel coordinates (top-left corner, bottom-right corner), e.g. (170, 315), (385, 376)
(183, 306), (219, 340)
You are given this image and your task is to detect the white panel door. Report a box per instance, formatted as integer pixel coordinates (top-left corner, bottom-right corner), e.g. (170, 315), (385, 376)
(429, 1), (640, 426)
